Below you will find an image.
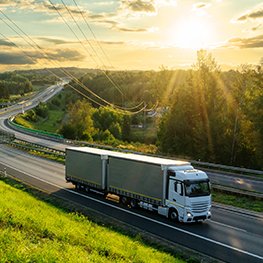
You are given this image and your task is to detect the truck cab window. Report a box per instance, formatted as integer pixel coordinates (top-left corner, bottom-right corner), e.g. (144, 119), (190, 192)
(174, 182), (183, 195)
(185, 181), (210, 197)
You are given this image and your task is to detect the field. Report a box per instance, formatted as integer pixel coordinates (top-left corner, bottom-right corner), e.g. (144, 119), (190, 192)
(0, 176), (205, 263)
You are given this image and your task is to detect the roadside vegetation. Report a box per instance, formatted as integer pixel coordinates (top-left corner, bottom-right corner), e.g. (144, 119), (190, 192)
(211, 190), (263, 212)
(0, 176), (205, 263)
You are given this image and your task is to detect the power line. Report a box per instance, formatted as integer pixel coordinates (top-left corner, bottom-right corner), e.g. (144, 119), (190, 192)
(48, 0), (139, 110)
(0, 11), (121, 109)
(72, 0), (116, 71)
(0, 30), (146, 114)
(0, 32), (106, 108)
(72, 0), (133, 104)
(0, 8), (148, 114)
(52, 0), (126, 101)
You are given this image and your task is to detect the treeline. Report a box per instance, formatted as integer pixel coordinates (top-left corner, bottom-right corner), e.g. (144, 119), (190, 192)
(0, 72), (33, 99)
(14, 67), (100, 79)
(68, 68), (187, 109)
(62, 50), (263, 170)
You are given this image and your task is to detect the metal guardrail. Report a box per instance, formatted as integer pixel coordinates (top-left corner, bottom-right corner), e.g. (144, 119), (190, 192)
(0, 129), (16, 142)
(3, 140), (263, 199)
(6, 117), (63, 141)
(14, 138), (65, 155)
(212, 185), (263, 200)
(3, 141), (65, 158)
(6, 116), (263, 176)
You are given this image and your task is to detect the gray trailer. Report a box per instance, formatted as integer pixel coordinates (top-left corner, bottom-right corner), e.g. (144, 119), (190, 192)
(66, 147), (212, 223)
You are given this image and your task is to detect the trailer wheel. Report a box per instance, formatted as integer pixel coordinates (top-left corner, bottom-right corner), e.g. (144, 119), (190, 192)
(169, 209), (178, 222)
(130, 199), (138, 208)
(75, 184), (81, 190)
(85, 186), (89, 193)
(120, 196), (129, 205)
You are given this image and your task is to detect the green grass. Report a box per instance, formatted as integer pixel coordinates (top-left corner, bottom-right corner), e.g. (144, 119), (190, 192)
(212, 191), (263, 212)
(0, 178), (193, 263)
(36, 110), (65, 133)
(15, 110), (65, 133)
(33, 85), (45, 91)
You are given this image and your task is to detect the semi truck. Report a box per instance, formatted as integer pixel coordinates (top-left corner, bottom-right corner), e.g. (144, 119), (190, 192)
(65, 147), (212, 223)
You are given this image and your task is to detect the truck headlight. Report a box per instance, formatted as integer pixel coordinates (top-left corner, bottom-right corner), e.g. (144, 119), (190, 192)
(207, 211), (211, 215)
(187, 212), (192, 217)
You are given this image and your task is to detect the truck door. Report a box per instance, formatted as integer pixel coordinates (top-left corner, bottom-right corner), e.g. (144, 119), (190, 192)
(169, 180), (184, 212)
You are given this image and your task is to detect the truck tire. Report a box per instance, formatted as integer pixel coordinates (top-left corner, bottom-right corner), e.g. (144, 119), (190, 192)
(120, 196), (129, 205)
(85, 186), (89, 193)
(169, 209), (178, 222)
(75, 183), (81, 190)
(130, 199), (138, 208)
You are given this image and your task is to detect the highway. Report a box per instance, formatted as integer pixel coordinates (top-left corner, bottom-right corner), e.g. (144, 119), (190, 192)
(0, 84), (263, 262)
(0, 144), (263, 263)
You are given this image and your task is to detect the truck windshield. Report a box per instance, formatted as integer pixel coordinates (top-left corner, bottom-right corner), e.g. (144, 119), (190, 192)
(185, 181), (210, 197)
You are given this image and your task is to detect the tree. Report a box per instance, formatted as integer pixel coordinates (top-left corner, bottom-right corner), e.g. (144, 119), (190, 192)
(67, 99), (96, 140)
(35, 102), (49, 118)
(157, 50), (230, 163)
(0, 82), (9, 99)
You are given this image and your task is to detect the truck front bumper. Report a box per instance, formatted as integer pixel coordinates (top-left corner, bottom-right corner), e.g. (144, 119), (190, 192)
(185, 210), (211, 222)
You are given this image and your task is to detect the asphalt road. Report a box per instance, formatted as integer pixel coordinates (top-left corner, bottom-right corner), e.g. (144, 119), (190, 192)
(0, 144), (263, 263)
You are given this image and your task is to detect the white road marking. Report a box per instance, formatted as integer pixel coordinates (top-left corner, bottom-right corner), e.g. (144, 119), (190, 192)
(1, 161), (263, 261)
(217, 208), (263, 221)
(210, 220), (247, 232)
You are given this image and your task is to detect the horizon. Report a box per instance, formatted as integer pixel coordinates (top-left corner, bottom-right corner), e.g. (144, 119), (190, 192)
(1, 1), (263, 72)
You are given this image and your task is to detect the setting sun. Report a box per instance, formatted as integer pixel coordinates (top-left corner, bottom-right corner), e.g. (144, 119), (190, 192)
(175, 19), (211, 49)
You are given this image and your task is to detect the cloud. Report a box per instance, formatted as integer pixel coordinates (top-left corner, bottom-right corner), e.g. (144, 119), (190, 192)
(0, 39), (16, 47)
(225, 34), (263, 49)
(231, 4), (263, 23)
(192, 2), (211, 15)
(93, 1), (115, 5)
(100, 40), (126, 45)
(50, 48), (86, 62)
(37, 37), (75, 45)
(0, 0), (90, 16)
(155, 0), (177, 7)
(242, 24), (262, 33)
(0, 52), (35, 65)
(121, 0), (157, 15)
(111, 26), (149, 32)
(93, 17), (153, 32)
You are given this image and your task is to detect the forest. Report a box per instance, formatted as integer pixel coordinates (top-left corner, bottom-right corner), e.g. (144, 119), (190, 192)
(60, 50), (263, 170)
(0, 72), (33, 99)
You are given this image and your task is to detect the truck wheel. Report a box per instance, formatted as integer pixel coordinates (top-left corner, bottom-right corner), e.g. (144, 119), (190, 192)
(120, 196), (129, 205)
(130, 199), (138, 208)
(169, 209), (178, 222)
(85, 186), (89, 193)
(75, 184), (81, 190)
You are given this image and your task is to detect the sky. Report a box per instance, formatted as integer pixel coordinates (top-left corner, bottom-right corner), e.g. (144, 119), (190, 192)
(1, 0), (263, 72)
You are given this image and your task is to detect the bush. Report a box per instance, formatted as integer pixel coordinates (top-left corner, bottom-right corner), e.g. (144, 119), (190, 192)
(57, 124), (77, 140)
(25, 109), (38, 122)
(35, 102), (49, 118)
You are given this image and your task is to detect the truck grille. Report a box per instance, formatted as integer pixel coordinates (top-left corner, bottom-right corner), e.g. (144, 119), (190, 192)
(191, 200), (209, 213)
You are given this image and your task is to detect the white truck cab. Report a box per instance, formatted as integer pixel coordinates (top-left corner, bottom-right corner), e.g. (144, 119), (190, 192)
(165, 165), (211, 223)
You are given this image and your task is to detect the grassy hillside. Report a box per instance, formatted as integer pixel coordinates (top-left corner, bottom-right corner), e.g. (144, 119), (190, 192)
(0, 177), (201, 263)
